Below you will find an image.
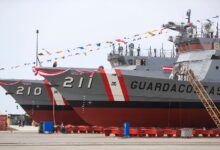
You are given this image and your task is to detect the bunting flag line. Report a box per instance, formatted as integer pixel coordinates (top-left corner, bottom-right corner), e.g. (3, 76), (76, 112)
(33, 66), (95, 78)
(36, 28), (167, 57)
(0, 27), (170, 71)
(32, 66), (71, 76)
(0, 80), (22, 86)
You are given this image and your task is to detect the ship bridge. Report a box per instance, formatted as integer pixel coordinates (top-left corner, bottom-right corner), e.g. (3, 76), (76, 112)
(163, 11), (220, 53)
(107, 43), (147, 69)
(107, 43), (176, 71)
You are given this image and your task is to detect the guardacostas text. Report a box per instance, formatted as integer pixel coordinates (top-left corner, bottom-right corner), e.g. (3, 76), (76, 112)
(130, 81), (220, 95)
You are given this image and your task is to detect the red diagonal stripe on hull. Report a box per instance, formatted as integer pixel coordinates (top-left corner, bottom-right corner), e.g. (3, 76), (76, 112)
(115, 69), (129, 101)
(63, 96), (70, 105)
(43, 80), (57, 106)
(98, 69), (114, 101)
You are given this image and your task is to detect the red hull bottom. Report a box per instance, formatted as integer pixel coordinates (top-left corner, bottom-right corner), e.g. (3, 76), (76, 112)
(74, 107), (216, 128)
(25, 109), (88, 125)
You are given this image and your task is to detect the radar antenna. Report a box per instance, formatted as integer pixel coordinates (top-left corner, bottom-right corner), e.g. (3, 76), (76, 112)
(186, 9), (191, 23)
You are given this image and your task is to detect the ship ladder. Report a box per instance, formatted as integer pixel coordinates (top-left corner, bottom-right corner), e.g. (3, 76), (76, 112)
(187, 69), (220, 129)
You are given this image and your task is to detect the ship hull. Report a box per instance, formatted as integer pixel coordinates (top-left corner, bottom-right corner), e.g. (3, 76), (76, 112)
(0, 79), (89, 126)
(21, 104), (88, 125)
(70, 101), (218, 128)
(34, 67), (220, 128)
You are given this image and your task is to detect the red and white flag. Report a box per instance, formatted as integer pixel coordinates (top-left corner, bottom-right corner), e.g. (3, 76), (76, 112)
(162, 66), (173, 72)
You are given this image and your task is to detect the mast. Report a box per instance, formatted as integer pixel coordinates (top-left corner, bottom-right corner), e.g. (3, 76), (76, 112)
(36, 29), (42, 67)
(36, 29), (39, 66)
(216, 23), (219, 38)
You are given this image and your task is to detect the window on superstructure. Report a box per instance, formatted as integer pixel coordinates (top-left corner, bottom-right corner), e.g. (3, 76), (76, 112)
(112, 60), (119, 67)
(211, 55), (220, 59)
(140, 59), (146, 66)
(128, 59), (133, 65)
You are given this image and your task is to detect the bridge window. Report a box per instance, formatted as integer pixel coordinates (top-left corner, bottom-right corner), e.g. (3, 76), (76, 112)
(128, 59), (133, 65)
(140, 59), (146, 66)
(211, 55), (220, 59)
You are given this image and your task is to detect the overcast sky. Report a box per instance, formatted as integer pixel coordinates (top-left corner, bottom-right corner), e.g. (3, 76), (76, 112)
(0, 0), (219, 114)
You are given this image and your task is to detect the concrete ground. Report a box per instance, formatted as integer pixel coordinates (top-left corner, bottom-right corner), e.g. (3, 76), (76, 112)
(0, 126), (220, 150)
(9, 125), (38, 132)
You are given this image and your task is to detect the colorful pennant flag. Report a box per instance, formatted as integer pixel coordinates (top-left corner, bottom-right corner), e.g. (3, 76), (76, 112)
(106, 41), (113, 44)
(134, 34), (140, 37)
(159, 28), (165, 34)
(145, 31), (156, 36)
(42, 49), (52, 55)
(83, 52), (87, 56)
(115, 39), (127, 44)
(15, 65), (20, 68)
(212, 15), (219, 18)
(78, 47), (84, 50)
(96, 43), (101, 47)
(56, 50), (63, 54)
(38, 53), (44, 56)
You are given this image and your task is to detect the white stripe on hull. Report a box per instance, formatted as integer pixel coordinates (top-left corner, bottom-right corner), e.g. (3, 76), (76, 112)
(105, 69), (124, 101)
(51, 87), (65, 105)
